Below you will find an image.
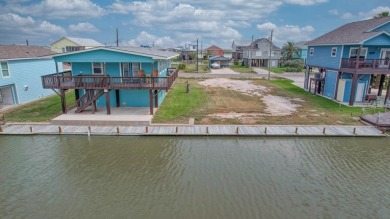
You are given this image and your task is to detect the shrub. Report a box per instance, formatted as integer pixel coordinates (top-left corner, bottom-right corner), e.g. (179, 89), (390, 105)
(281, 60), (304, 69)
(178, 64), (186, 70)
(233, 60), (239, 65)
(285, 67), (302, 72)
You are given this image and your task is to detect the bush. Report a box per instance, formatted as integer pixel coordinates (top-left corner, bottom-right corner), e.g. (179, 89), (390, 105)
(285, 67), (302, 72)
(281, 60), (304, 69)
(178, 64), (186, 70)
(233, 60), (239, 65)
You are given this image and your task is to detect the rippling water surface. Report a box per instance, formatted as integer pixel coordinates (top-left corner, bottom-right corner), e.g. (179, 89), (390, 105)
(0, 136), (389, 218)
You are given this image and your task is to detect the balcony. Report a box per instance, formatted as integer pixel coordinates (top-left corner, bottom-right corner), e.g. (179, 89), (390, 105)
(340, 58), (390, 74)
(42, 68), (179, 90)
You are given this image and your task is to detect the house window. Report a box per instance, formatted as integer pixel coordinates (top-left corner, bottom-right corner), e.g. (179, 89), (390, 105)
(131, 63), (141, 76)
(349, 47), (367, 59)
(65, 46), (85, 52)
(121, 63), (130, 77)
(92, 62), (103, 74)
(310, 48), (314, 56)
(255, 51), (262, 56)
(1, 62), (10, 77)
(331, 47), (337, 57)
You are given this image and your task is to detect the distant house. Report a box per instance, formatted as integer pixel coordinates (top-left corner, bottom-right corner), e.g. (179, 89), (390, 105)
(242, 38), (281, 68)
(294, 41), (308, 61)
(305, 16), (390, 106)
(209, 56), (231, 69)
(41, 47), (179, 115)
(205, 45), (224, 57)
(232, 40), (251, 60)
(0, 45), (60, 108)
(50, 37), (104, 54)
(180, 43), (198, 60)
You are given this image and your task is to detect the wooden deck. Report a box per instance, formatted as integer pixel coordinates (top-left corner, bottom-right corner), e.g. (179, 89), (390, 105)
(361, 112), (390, 128)
(0, 124), (386, 137)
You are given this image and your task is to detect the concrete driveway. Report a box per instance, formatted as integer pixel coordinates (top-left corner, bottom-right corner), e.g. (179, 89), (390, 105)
(210, 68), (239, 74)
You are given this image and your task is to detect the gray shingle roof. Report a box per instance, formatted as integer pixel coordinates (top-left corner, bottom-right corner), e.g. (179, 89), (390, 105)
(233, 40), (252, 47)
(306, 17), (390, 46)
(248, 38), (281, 50)
(0, 45), (52, 60)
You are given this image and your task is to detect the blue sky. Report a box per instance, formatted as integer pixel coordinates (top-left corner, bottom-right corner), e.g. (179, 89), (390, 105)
(0, 0), (389, 49)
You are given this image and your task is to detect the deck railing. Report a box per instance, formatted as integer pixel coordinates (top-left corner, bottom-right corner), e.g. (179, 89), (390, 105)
(41, 68), (179, 90)
(340, 58), (390, 70)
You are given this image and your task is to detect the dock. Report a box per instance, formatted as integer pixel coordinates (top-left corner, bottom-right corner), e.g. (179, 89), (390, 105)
(361, 112), (390, 128)
(0, 124), (386, 137)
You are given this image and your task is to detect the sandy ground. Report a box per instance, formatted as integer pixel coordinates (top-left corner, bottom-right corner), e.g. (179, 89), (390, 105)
(210, 68), (239, 74)
(198, 78), (303, 117)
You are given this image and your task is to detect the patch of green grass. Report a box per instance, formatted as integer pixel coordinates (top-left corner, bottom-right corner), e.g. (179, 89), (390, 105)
(229, 64), (256, 73)
(266, 67), (287, 73)
(179, 64), (210, 73)
(268, 79), (373, 116)
(4, 91), (76, 122)
(152, 80), (207, 123)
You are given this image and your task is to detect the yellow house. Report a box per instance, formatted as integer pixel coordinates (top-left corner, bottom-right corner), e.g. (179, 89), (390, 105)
(50, 37), (104, 54)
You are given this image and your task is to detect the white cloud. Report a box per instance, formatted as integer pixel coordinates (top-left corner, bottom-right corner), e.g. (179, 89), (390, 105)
(0, 13), (66, 44)
(127, 31), (175, 48)
(358, 6), (390, 19)
(341, 13), (353, 19)
(257, 22), (315, 46)
(11, 0), (105, 19)
(284, 0), (327, 5)
(328, 9), (339, 16)
(68, 22), (99, 33)
(109, 0), (281, 48)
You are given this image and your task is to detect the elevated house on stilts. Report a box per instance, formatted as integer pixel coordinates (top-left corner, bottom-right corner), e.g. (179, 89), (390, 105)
(304, 16), (390, 106)
(41, 47), (179, 115)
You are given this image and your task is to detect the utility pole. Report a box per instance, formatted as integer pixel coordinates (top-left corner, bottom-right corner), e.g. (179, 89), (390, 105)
(196, 39), (199, 72)
(268, 29), (273, 80)
(116, 28), (119, 47)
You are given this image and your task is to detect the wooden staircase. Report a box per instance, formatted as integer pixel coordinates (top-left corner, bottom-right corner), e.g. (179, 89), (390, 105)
(75, 89), (105, 113)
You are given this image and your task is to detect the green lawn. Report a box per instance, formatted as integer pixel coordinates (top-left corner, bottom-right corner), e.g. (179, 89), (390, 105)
(4, 91), (76, 122)
(229, 64), (256, 73)
(152, 79), (207, 123)
(266, 67), (305, 73)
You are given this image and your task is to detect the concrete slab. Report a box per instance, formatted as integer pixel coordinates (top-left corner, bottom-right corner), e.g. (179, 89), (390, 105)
(51, 107), (154, 126)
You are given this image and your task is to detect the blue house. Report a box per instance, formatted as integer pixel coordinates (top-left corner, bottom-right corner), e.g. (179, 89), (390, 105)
(41, 47), (178, 115)
(295, 41), (308, 61)
(0, 45), (60, 108)
(305, 16), (390, 106)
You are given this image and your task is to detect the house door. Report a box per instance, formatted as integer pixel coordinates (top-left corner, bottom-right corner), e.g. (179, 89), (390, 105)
(0, 86), (15, 105)
(380, 49), (390, 68)
(131, 63), (140, 77)
(355, 83), (365, 102)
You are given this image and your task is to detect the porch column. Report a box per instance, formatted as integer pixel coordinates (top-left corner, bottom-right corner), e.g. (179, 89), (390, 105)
(154, 90), (158, 107)
(304, 66), (310, 90)
(385, 76), (390, 105)
(349, 73), (358, 106)
(377, 74), (385, 96)
(115, 90), (120, 107)
(149, 90), (154, 115)
(55, 62), (59, 75)
(105, 90), (111, 115)
(334, 72), (341, 100)
(349, 47), (361, 106)
(60, 89), (67, 114)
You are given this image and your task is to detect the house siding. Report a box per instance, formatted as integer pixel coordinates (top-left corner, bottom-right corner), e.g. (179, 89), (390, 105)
(1, 59), (61, 104)
(323, 70), (338, 98)
(307, 45), (342, 69)
(372, 22), (390, 32)
(51, 38), (79, 53)
(54, 50), (154, 63)
(342, 45), (389, 59)
(363, 34), (390, 46)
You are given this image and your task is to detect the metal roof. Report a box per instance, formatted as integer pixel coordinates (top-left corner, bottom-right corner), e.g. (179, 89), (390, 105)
(53, 46), (179, 60)
(51, 37), (104, 47)
(306, 17), (390, 46)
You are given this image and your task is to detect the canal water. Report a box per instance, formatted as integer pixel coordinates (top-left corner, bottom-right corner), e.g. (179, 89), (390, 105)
(0, 136), (389, 218)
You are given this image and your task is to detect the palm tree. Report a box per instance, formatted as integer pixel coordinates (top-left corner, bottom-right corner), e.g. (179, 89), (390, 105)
(374, 11), (389, 18)
(281, 42), (299, 60)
